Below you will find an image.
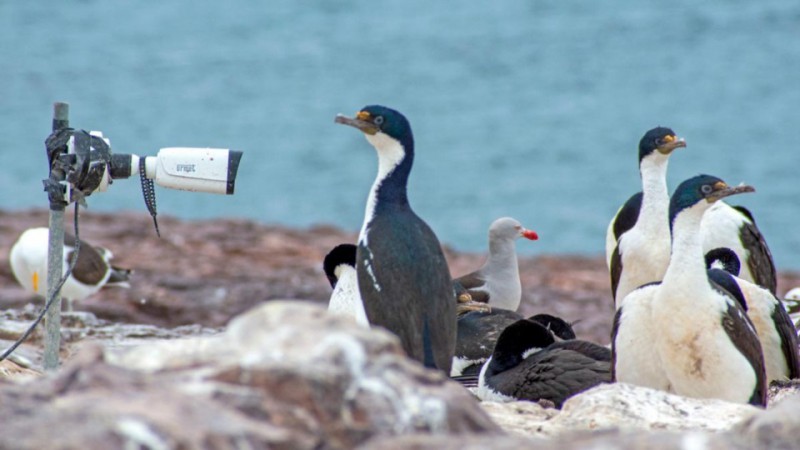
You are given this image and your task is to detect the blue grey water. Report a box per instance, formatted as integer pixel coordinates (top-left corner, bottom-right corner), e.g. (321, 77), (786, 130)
(2, 1), (799, 270)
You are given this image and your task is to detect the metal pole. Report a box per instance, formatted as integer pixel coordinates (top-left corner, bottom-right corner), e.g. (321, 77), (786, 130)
(43, 102), (69, 371)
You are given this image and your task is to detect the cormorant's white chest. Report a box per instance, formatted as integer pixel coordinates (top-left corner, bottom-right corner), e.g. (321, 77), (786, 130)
(358, 132), (405, 246)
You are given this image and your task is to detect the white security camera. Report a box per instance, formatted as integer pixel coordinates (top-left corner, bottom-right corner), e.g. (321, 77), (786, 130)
(110, 147), (243, 195)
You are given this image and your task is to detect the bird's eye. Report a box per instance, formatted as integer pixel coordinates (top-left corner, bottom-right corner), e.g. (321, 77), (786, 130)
(701, 184), (713, 194)
(374, 116), (384, 126)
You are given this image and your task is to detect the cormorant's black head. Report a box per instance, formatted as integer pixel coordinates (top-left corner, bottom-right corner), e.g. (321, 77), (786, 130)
(528, 313), (577, 340)
(638, 127), (686, 162)
(669, 174), (754, 231)
(489, 319), (555, 373)
(322, 244), (357, 288)
(705, 247), (741, 276)
(335, 105), (413, 148)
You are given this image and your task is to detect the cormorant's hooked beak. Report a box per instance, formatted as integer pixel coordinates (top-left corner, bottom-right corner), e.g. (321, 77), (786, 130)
(657, 135), (687, 154)
(708, 182), (755, 202)
(335, 111), (379, 135)
(521, 229), (539, 240)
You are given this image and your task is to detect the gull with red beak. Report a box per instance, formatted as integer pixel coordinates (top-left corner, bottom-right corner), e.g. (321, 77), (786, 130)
(453, 217), (538, 312)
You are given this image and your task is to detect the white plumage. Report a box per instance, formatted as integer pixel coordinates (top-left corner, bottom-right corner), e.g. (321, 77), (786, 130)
(9, 227), (130, 311)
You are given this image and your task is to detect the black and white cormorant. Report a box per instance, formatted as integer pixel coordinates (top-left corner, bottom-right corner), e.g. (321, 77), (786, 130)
(452, 217), (538, 311)
(705, 248), (799, 382)
(606, 127), (686, 308)
(607, 128), (777, 305)
(323, 243), (369, 327)
(335, 105), (456, 373)
(451, 310), (576, 377)
(613, 174), (767, 406)
(9, 227), (132, 312)
(475, 318), (610, 408)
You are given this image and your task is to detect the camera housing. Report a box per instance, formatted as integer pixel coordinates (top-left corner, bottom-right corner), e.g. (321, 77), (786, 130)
(56, 130), (242, 200)
(111, 148), (243, 195)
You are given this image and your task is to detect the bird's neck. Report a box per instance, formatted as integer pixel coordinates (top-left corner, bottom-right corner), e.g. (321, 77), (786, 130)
(486, 236), (518, 272)
(663, 203), (709, 289)
(360, 134), (412, 240)
(637, 154), (670, 232)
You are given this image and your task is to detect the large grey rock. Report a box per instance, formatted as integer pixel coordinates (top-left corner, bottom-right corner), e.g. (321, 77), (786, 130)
(481, 382), (759, 438)
(733, 394), (800, 450)
(0, 301), (499, 449)
(360, 431), (744, 450)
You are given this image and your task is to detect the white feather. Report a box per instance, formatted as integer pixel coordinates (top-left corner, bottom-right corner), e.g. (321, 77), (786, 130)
(327, 263), (369, 328)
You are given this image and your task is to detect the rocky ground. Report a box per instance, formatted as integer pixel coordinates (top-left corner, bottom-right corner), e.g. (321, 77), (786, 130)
(1, 209), (800, 449)
(4, 209), (798, 347)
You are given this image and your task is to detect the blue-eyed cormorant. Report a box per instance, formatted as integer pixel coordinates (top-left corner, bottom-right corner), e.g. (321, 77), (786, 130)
(613, 175), (767, 406)
(335, 106), (456, 373)
(606, 127), (686, 308)
(607, 129), (777, 306)
(475, 318), (610, 408)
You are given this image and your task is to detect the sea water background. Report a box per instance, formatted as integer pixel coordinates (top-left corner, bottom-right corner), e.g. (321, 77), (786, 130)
(1, 1), (798, 269)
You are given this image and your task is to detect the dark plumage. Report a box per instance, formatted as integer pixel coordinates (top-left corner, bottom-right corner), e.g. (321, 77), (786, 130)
(529, 313), (577, 341)
(323, 244), (357, 288)
(451, 311), (578, 378)
(335, 105), (455, 373)
(452, 308), (522, 377)
(475, 319), (610, 408)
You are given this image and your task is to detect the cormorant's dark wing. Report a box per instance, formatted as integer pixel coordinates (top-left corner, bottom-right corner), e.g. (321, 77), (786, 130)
(494, 348), (610, 408)
(610, 307), (623, 382)
(708, 269), (748, 310)
(734, 206), (777, 294)
(612, 192), (643, 241)
(771, 300), (800, 379)
(716, 286), (767, 406)
(610, 244), (623, 303)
